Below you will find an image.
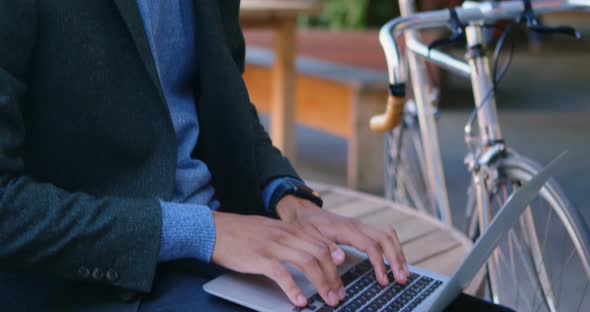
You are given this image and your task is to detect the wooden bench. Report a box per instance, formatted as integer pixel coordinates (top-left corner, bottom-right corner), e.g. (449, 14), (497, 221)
(243, 30), (391, 192)
(312, 181), (486, 295)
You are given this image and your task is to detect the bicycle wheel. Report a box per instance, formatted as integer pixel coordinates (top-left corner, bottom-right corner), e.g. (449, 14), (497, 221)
(468, 153), (590, 312)
(384, 103), (436, 217)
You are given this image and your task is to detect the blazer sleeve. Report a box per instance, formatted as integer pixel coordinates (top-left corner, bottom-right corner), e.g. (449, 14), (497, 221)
(0, 0), (161, 293)
(219, 0), (302, 187)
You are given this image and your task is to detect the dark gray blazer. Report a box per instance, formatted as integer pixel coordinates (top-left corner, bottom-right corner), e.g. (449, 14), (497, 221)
(0, 0), (299, 310)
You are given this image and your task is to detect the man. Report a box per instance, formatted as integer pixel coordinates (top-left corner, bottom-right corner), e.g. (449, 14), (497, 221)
(0, 1), (512, 311)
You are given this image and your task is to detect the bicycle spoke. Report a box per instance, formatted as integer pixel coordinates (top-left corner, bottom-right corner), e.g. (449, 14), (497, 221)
(528, 236), (557, 312)
(575, 280), (589, 312)
(524, 206), (557, 312)
(556, 248), (576, 309)
(510, 229), (543, 309)
(545, 209), (559, 302)
(508, 228), (522, 310)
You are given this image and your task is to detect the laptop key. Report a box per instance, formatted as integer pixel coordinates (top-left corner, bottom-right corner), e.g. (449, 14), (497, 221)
(363, 306), (377, 312)
(310, 294), (322, 303)
(342, 271), (359, 286)
(383, 304), (398, 312)
(350, 260), (372, 276)
(408, 272), (420, 282)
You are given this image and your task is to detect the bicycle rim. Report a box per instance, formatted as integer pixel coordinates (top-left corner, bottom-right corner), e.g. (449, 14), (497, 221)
(481, 154), (590, 312)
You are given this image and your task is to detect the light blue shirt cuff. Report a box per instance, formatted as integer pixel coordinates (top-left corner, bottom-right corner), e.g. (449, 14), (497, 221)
(159, 201), (216, 263)
(262, 177), (305, 217)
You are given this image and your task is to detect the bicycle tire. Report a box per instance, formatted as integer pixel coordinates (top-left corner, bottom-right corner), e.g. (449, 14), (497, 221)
(468, 153), (590, 312)
(384, 118), (436, 217)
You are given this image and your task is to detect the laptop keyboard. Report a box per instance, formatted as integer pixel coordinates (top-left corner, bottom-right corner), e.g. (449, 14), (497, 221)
(293, 259), (443, 312)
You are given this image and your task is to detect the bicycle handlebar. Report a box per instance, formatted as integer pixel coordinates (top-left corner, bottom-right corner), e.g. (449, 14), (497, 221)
(369, 95), (407, 132)
(380, 0), (590, 85)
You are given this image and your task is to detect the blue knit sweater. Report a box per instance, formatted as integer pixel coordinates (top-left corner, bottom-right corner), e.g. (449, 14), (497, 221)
(137, 0), (300, 263)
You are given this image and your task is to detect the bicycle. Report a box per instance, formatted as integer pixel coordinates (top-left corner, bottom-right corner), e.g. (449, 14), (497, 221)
(369, 0), (590, 311)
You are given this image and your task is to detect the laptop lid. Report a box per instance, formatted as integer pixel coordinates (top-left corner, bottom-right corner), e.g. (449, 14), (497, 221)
(427, 152), (567, 312)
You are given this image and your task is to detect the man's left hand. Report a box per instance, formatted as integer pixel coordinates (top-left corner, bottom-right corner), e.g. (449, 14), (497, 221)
(276, 195), (411, 286)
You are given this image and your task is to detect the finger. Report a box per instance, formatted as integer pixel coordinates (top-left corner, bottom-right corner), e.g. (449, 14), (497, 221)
(270, 243), (340, 306)
(387, 225), (410, 281)
(304, 224), (346, 265)
(369, 225), (408, 285)
(264, 261), (308, 307)
(333, 221), (390, 286)
(286, 229), (344, 297)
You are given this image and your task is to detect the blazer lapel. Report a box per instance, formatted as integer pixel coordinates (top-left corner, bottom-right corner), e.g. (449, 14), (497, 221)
(112, 0), (165, 101)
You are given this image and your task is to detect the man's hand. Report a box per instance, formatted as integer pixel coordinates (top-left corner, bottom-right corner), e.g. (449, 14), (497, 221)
(211, 211), (347, 307)
(277, 195), (411, 287)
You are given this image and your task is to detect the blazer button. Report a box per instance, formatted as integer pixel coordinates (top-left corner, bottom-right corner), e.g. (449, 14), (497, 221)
(106, 269), (119, 282)
(92, 268), (105, 280)
(77, 266), (90, 279)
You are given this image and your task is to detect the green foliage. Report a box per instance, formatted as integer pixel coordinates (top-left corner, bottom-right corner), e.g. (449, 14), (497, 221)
(299, 0), (399, 30)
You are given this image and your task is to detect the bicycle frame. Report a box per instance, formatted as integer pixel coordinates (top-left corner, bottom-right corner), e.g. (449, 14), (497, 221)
(379, 0), (590, 226)
(380, 0), (590, 306)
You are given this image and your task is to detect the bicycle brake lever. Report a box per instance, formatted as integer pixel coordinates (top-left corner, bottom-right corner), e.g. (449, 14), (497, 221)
(520, 0), (582, 39)
(528, 24), (582, 39)
(428, 8), (465, 53)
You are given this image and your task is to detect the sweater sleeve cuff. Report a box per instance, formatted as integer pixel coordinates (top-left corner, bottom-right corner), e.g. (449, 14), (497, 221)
(159, 201), (216, 263)
(262, 177), (305, 217)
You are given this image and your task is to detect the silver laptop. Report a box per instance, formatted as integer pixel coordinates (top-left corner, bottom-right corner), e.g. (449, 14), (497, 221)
(204, 152), (566, 312)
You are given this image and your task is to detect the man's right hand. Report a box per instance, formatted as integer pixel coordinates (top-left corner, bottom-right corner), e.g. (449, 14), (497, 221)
(211, 211), (346, 307)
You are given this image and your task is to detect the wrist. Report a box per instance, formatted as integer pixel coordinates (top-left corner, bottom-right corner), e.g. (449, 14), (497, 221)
(268, 179), (323, 219)
(276, 195), (300, 222)
(276, 195), (322, 223)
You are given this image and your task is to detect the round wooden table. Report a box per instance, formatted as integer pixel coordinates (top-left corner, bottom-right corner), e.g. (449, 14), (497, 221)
(310, 182), (486, 295)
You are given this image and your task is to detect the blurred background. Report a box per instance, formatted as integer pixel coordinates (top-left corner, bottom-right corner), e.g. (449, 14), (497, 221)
(241, 0), (590, 228)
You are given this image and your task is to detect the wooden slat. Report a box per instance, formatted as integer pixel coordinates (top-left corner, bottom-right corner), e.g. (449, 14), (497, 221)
(391, 217), (438, 244)
(358, 206), (415, 227)
(403, 230), (461, 265)
(326, 199), (386, 219)
(312, 185), (333, 196)
(321, 191), (359, 210)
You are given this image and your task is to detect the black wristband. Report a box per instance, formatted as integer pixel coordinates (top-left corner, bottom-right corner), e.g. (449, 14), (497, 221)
(268, 179), (323, 219)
